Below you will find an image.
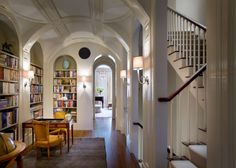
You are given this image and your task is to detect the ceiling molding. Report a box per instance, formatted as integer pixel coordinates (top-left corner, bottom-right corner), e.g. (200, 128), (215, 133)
(33, 0), (69, 37)
(121, 0), (150, 27)
(5, 0), (48, 23)
(104, 10), (132, 23)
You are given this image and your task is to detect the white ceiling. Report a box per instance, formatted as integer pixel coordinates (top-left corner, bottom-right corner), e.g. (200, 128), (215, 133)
(4, 0), (138, 57)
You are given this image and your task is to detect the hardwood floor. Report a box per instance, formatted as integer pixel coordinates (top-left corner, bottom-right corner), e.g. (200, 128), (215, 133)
(74, 118), (139, 168)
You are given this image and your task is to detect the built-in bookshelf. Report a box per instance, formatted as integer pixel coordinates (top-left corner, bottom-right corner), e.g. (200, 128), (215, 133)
(30, 63), (43, 119)
(53, 56), (77, 122)
(0, 50), (19, 139)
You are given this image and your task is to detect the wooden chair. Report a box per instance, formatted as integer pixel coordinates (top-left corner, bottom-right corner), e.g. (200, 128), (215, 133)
(51, 111), (68, 144)
(32, 120), (63, 159)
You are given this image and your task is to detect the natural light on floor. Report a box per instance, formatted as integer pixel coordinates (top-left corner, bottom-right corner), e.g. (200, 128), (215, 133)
(95, 108), (112, 118)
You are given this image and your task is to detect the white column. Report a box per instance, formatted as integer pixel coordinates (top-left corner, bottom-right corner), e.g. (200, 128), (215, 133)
(149, 0), (168, 167)
(207, 0), (236, 167)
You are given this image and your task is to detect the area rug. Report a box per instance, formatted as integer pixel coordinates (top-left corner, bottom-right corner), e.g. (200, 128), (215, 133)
(22, 138), (107, 168)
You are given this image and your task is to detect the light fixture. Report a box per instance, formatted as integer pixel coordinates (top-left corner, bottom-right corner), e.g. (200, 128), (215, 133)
(23, 70), (34, 87)
(120, 70), (127, 81)
(133, 56), (149, 85)
(120, 70), (129, 85)
(82, 76), (86, 89)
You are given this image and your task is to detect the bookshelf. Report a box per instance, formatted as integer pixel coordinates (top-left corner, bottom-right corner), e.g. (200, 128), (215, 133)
(0, 50), (19, 139)
(53, 56), (77, 122)
(30, 63), (43, 119)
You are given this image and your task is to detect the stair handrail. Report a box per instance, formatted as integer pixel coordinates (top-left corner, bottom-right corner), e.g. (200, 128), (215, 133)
(158, 64), (207, 102)
(133, 122), (143, 129)
(168, 7), (206, 31)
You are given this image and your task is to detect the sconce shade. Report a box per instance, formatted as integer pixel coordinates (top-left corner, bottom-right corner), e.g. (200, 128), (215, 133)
(120, 70), (126, 79)
(28, 70), (34, 79)
(82, 76), (86, 82)
(133, 56), (143, 70)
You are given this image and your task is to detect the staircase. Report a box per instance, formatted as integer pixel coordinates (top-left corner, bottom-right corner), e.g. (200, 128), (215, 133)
(165, 7), (207, 168)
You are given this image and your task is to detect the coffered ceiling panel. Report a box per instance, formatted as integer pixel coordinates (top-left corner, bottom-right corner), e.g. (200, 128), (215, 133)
(7, 0), (47, 22)
(52, 0), (91, 18)
(103, 0), (130, 21)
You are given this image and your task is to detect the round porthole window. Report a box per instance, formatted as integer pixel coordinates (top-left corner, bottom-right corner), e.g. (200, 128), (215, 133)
(79, 47), (91, 59)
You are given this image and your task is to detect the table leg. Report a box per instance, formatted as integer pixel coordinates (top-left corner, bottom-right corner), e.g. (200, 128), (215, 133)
(16, 155), (23, 168)
(71, 124), (73, 145)
(32, 128), (34, 145)
(67, 126), (70, 152)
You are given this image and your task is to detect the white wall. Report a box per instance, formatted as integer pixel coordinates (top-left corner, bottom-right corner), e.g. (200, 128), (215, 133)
(176, 0), (206, 25)
(44, 42), (120, 130)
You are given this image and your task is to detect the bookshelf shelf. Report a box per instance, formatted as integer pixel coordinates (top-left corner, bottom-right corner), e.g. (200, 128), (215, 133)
(0, 51), (19, 138)
(0, 123), (18, 132)
(30, 101), (43, 105)
(0, 106), (19, 111)
(53, 56), (77, 122)
(30, 63), (43, 119)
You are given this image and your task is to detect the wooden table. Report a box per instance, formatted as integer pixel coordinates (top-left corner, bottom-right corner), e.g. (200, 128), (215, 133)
(22, 118), (73, 152)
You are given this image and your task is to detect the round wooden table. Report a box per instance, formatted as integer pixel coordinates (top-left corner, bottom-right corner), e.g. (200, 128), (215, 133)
(0, 141), (26, 168)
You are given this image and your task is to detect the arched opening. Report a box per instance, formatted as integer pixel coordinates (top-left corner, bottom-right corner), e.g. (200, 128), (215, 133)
(53, 55), (78, 123)
(94, 64), (112, 118)
(93, 55), (116, 120)
(30, 42), (44, 119)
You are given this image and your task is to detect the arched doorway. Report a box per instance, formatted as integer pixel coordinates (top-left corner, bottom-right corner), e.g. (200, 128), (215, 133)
(94, 65), (112, 118)
(93, 56), (116, 119)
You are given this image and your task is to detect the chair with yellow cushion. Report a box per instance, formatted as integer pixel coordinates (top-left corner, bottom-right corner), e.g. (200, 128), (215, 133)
(32, 120), (63, 159)
(51, 111), (68, 144)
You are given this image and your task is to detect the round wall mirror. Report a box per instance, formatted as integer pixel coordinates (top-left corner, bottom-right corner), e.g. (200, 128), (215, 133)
(79, 47), (91, 59)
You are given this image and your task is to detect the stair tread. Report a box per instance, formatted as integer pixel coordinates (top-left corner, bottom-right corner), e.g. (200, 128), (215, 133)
(189, 144), (207, 159)
(182, 141), (204, 147)
(170, 160), (198, 168)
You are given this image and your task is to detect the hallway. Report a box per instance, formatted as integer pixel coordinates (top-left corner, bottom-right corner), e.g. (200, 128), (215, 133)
(74, 118), (139, 168)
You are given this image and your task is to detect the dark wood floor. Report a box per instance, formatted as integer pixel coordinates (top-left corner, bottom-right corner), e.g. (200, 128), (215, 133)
(74, 118), (139, 168)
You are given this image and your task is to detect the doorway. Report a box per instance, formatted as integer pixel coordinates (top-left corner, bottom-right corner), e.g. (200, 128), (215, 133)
(94, 65), (112, 118)
(93, 55), (116, 120)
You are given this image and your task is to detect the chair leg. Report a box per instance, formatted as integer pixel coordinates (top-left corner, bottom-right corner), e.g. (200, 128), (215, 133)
(64, 133), (66, 144)
(47, 147), (50, 159)
(36, 147), (38, 160)
(60, 142), (62, 155)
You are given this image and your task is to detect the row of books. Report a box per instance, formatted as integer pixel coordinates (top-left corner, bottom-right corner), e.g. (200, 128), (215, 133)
(54, 70), (76, 78)
(53, 100), (77, 108)
(30, 85), (43, 94)
(0, 110), (17, 129)
(30, 94), (42, 103)
(54, 79), (76, 85)
(0, 82), (18, 94)
(53, 86), (76, 93)
(31, 76), (42, 85)
(30, 65), (43, 76)
(0, 53), (19, 69)
(53, 93), (77, 100)
(0, 67), (19, 81)
(0, 96), (18, 108)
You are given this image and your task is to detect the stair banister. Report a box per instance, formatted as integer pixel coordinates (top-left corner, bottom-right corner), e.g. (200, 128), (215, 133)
(168, 7), (206, 31)
(158, 64), (207, 102)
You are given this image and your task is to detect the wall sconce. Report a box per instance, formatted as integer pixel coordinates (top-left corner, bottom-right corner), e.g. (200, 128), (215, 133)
(133, 56), (149, 85)
(23, 70), (34, 87)
(82, 76), (86, 89)
(120, 70), (129, 85)
(120, 70), (127, 81)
